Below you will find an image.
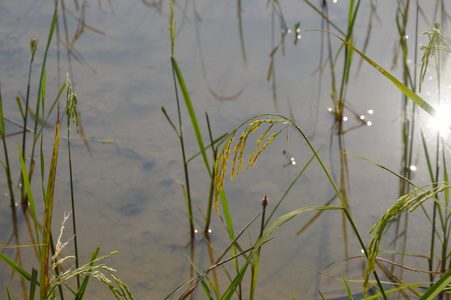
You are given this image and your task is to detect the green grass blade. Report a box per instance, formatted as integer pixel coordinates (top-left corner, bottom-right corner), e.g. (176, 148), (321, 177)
(0, 252), (32, 281)
(311, 30), (437, 118)
(6, 284), (11, 300)
(29, 2), (57, 174)
(342, 271), (354, 299)
(76, 248), (100, 299)
(0, 83), (16, 206)
(218, 190), (240, 266)
(0, 90), (5, 137)
(41, 68), (46, 115)
(35, 5), (57, 131)
(186, 133), (228, 164)
(303, 0), (346, 36)
(199, 279), (214, 300)
(33, 82), (66, 145)
(29, 268), (38, 300)
(419, 268), (451, 299)
(171, 57), (211, 175)
(16, 96), (25, 120)
(220, 264), (248, 300)
(40, 110), (60, 299)
(161, 106), (179, 136)
(442, 146), (449, 206)
(18, 145), (41, 254)
(420, 126), (436, 181)
(345, 152), (419, 189)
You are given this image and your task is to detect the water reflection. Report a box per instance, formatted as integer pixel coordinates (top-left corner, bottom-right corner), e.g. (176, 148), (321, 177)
(282, 150), (296, 167)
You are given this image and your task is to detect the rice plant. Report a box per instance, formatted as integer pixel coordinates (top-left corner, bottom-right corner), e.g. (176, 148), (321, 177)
(166, 2), (451, 298)
(5, 1), (451, 299)
(0, 2), (134, 298)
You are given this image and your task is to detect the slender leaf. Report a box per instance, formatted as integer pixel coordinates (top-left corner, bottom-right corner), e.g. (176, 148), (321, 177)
(419, 268), (451, 299)
(76, 248), (100, 299)
(18, 145), (41, 254)
(310, 30), (437, 118)
(342, 271), (354, 299)
(0, 252), (32, 281)
(40, 110), (60, 299)
(29, 268), (38, 300)
(171, 57), (211, 174)
(6, 284), (11, 300)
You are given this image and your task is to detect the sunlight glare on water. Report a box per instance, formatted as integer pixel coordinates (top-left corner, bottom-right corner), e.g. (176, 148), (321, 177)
(428, 105), (451, 138)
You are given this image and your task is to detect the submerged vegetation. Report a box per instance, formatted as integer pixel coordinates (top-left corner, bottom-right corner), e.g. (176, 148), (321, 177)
(2, 0), (451, 299)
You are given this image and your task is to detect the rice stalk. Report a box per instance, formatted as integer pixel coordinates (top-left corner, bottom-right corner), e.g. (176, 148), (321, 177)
(213, 113), (388, 297)
(364, 183), (451, 295)
(249, 196), (268, 300)
(166, 213), (262, 300)
(167, 2), (194, 238)
(47, 251), (134, 300)
(65, 73), (81, 288)
(40, 108), (60, 300)
(20, 39), (38, 203)
(28, 2), (58, 194)
(416, 23), (451, 287)
(0, 81), (15, 207)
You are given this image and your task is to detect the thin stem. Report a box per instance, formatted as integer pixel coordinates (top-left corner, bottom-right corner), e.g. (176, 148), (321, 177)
(250, 201), (266, 300)
(67, 132), (80, 288)
(171, 59), (195, 240)
(204, 112), (216, 236)
(0, 87), (15, 207)
(21, 40), (38, 204)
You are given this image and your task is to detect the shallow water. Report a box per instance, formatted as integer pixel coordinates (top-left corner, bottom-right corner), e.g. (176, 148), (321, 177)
(1, 1), (450, 299)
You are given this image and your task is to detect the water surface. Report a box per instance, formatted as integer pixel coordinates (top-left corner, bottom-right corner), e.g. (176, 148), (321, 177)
(1, 1), (450, 299)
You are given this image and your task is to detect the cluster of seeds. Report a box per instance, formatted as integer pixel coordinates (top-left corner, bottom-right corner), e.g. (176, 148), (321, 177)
(363, 183), (451, 295)
(213, 118), (287, 213)
(65, 74), (80, 134)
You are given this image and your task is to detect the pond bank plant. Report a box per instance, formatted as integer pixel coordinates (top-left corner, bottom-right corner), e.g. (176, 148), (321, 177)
(0, 2), (134, 299)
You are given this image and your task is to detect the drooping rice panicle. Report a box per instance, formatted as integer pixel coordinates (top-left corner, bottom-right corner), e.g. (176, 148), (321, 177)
(363, 183), (451, 295)
(236, 121), (262, 175)
(214, 137), (234, 213)
(231, 135), (244, 180)
(419, 24), (450, 93)
(249, 128), (283, 168)
(248, 124), (274, 170)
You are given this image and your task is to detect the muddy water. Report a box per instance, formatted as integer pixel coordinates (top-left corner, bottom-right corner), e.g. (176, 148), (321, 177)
(0, 1), (450, 299)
